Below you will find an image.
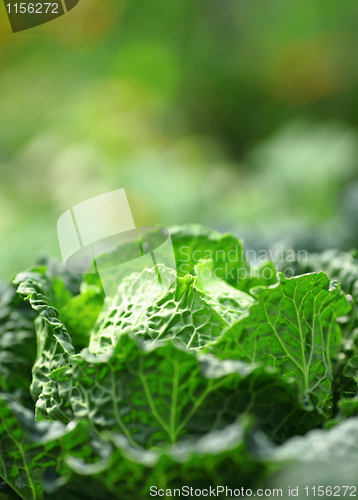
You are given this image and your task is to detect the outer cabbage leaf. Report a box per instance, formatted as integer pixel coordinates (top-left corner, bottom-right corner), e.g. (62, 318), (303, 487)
(293, 251), (358, 422)
(67, 332), (317, 446)
(0, 393), (266, 500)
(268, 416), (358, 464)
(86, 420), (265, 500)
(0, 286), (36, 408)
(211, 272), (350, 412)
(291, 249), (358, 418)
(13, 271), (75, 422)
(0, 394), (114, 500)
(259, 416), (358, 499)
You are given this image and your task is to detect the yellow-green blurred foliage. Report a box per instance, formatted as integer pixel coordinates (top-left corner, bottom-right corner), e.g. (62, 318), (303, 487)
(1, 0), (358, 279)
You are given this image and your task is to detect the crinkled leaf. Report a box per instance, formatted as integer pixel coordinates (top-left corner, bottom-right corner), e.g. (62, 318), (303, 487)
(14, 272), (75, 420)
(0, 394), (114, 500)
(194, 259), (254, 323)
(89, 264), (253, 354)
(211, 272), (350, 411)
(6, 227), (358, 499)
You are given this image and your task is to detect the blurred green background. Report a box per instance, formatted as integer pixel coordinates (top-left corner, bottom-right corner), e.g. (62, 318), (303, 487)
(1, 0), (358, 281)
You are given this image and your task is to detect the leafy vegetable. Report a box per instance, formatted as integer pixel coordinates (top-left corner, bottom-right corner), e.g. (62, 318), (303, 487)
(89, 261), (253, 354)
(211, 272), (350, 412)
(170, 224), (277, 292)
(0, 286), (36, 408)
(1, 224), (358, 499)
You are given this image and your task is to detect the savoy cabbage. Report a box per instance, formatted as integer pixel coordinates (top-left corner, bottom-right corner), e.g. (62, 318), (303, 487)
(1, 225), (358, 499)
